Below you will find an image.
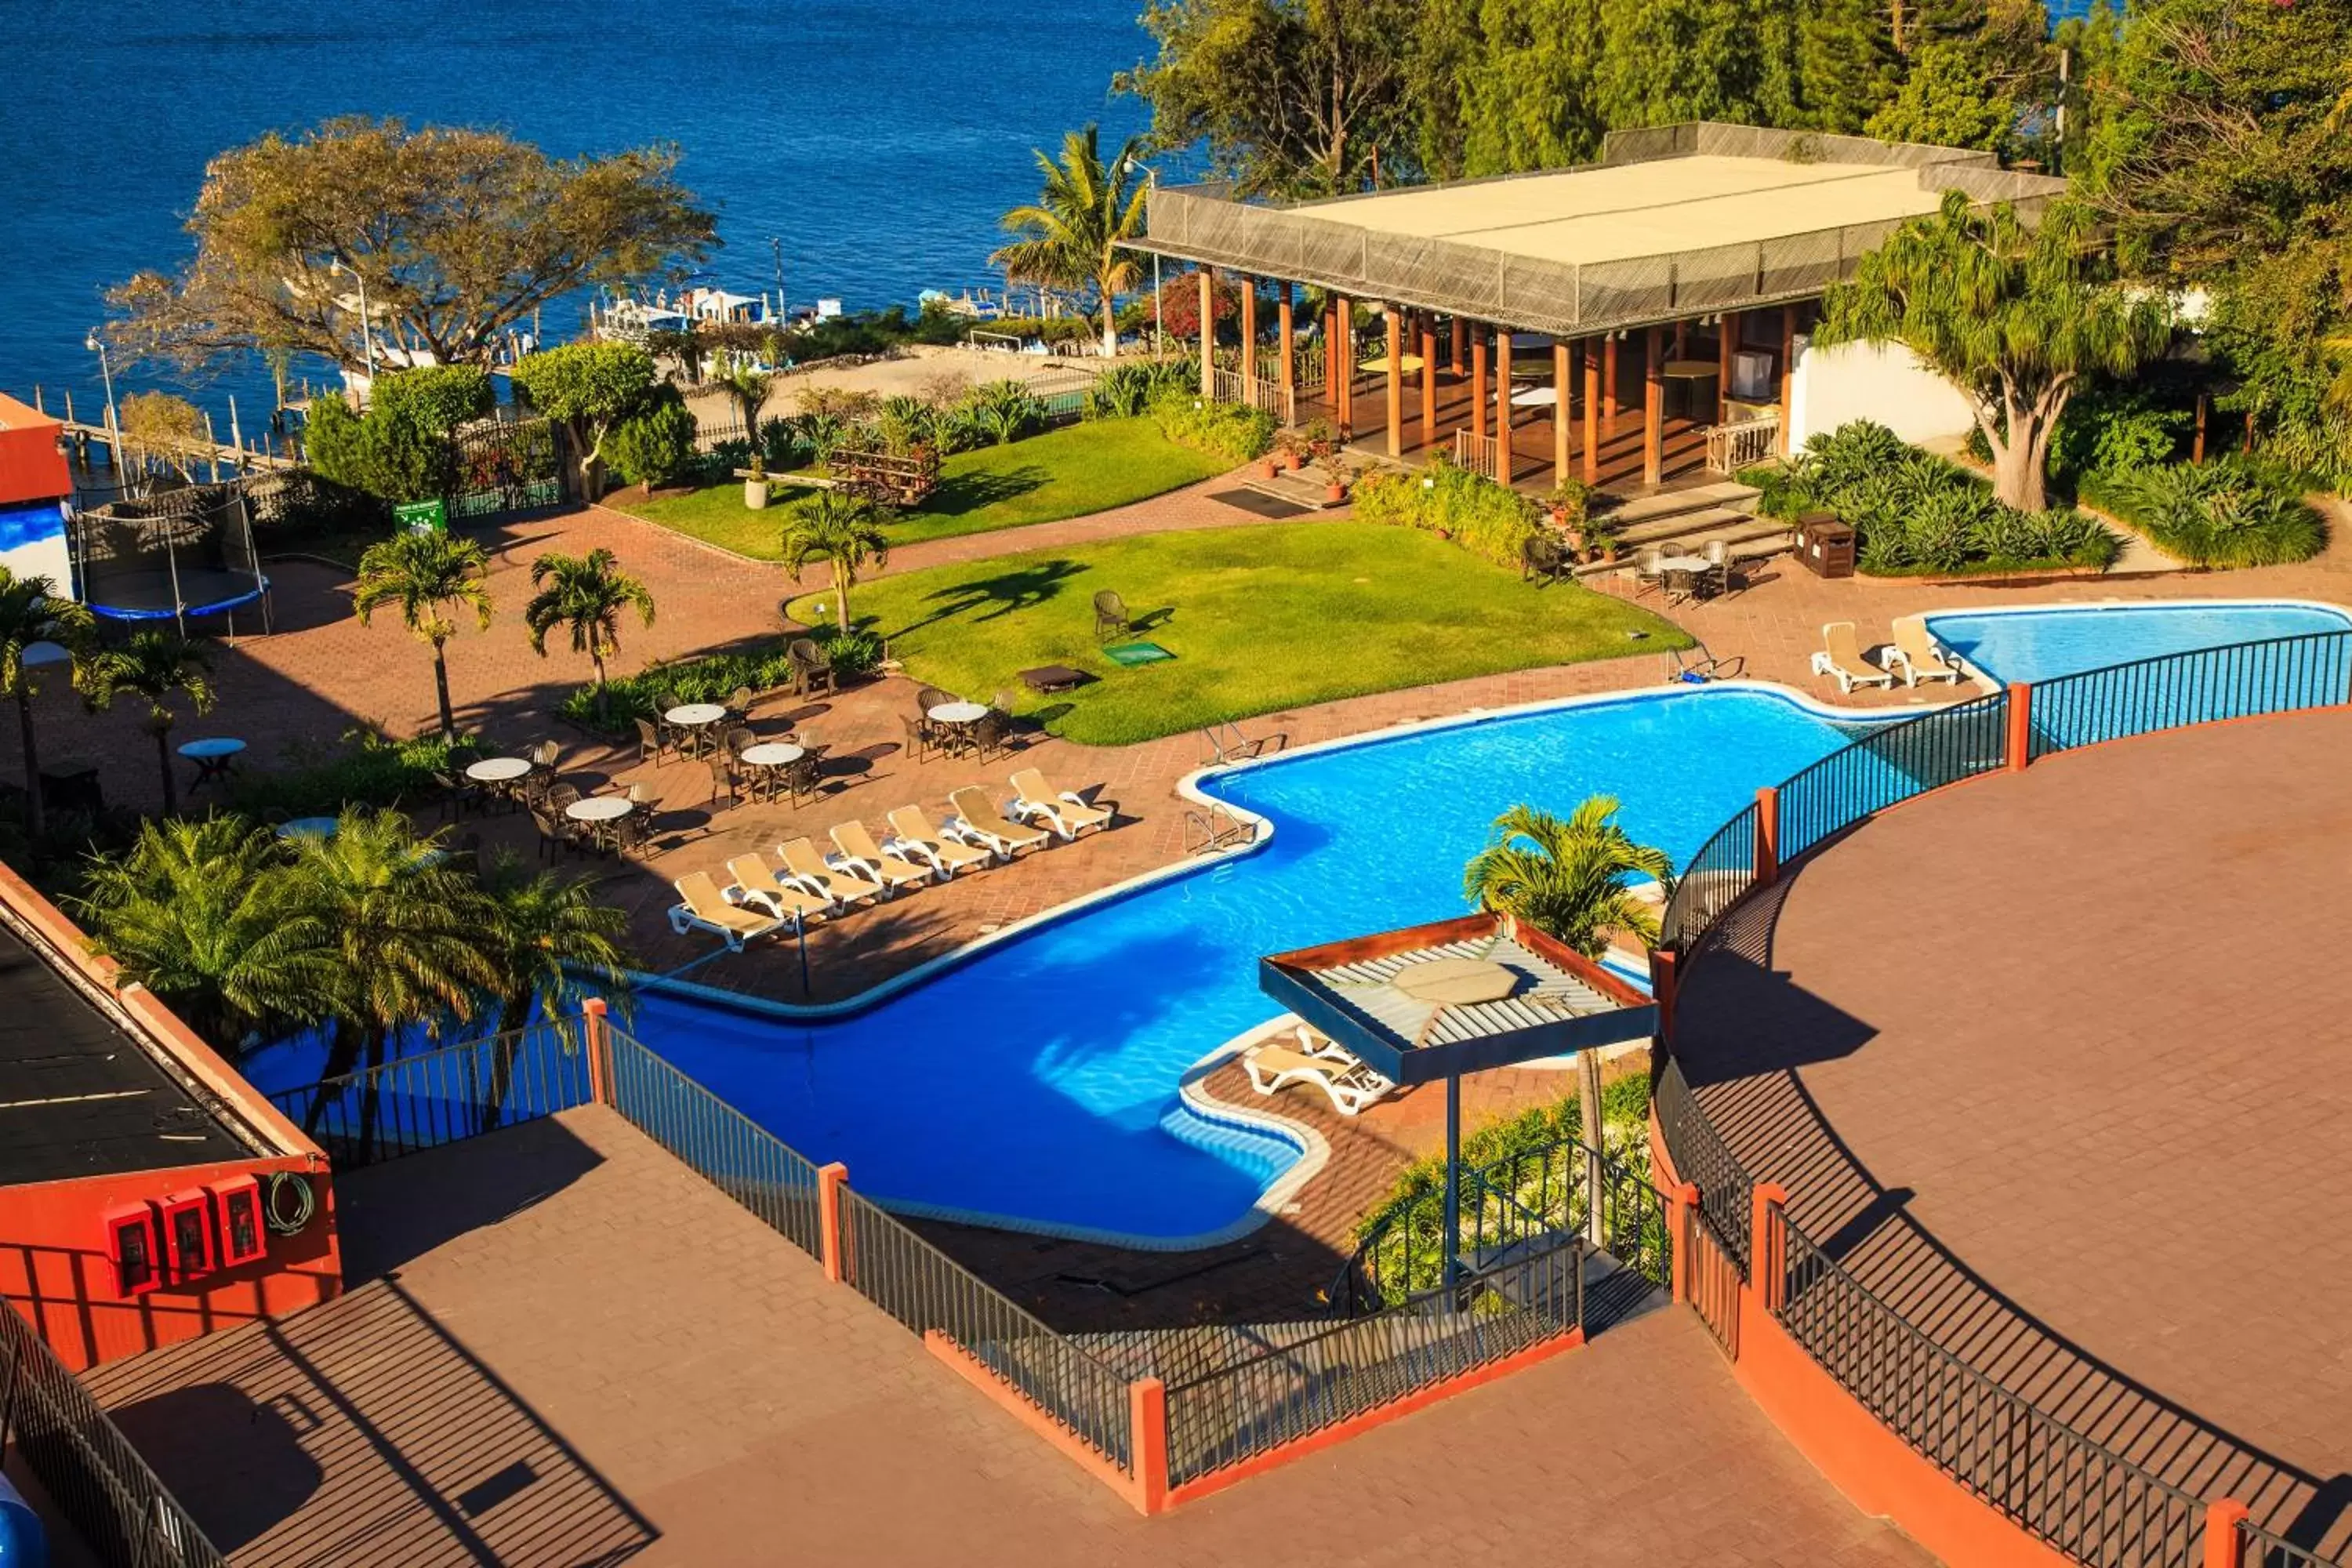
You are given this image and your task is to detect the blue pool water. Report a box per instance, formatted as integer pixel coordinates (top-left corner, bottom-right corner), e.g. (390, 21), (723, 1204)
(1926, 602), (2352, 684)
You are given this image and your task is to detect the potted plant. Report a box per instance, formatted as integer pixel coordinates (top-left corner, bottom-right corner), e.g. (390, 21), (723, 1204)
(1317, 445), (1352, 504)
(742, 453), (771, 510)
(1587, 519), (1621, 563)
(1548, 477), (1591, 541)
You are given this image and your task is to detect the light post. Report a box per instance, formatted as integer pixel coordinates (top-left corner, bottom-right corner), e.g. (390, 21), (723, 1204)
(771, 235), (787, 325)
(332, 257), (379, 381)
(83, 330), (123, 477)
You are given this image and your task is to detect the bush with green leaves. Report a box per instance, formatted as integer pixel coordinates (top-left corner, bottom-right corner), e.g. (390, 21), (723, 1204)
(229, 728), (468, 819)
(957, 380), (1047, 446)
(603, 391), (696, 487)
(554, 624), (883, 731)
(1147, 387), (1274, 464)
(305, 380), (469, 505)
(1084, 358), (1194, 419)
(1350, 453), (1544, 568)
(2080, 459), (2327, 568)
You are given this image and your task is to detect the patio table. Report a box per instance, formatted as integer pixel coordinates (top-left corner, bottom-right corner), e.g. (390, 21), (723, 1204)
(1508, 385), (1559, 408)
(277, 816), (339, 841)
(177, 736), (245, 789)
(465, 757), (533, 783)
(927, 702), (988, 726)
(565, 793), (635, 854)
(666, 703), (728, 757)
(739, 742), (806, 768)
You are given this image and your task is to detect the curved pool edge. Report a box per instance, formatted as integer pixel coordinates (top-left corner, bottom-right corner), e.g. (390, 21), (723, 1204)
(1922, 593), (2352, 683)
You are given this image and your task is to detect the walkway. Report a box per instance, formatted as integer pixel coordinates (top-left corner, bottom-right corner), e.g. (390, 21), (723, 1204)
(1672, 706), (2352, 1558)
(79, 1106), (1928, 1567)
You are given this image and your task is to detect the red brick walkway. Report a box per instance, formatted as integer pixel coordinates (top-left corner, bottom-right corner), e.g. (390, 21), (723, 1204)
(79, 1108), (1929, 1567)
(1673, 707), (2352, 1556)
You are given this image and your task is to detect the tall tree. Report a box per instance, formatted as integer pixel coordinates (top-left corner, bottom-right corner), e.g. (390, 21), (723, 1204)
(510, 341), (663, 498)
(779, 492), (891, 633)
(0, 570), (94, 838)
(1816, 191), (2172, 510)
(80, 630), (215, 815)
(712, 362), (774, 443)
(1450, 0), (1610, 176)
(476, 852), (634, 1132)
(992, 125), (1151, 358)
(352, 529), (495, 739)
(523, 548), (656, 696)
(73, 816), (336, 1053)
(107, 118), (715, 373)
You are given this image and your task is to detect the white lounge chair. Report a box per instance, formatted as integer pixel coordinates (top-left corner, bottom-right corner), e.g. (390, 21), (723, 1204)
(1809, 622), (1896, 694)
(1882, 615), (1963, 686)
(723, 855), (832, 925)
(669, 870), (787, 952)
(828, 820), (931, 894)
(885, 805), (993, 878)
(1007, 768), (1114, 840)
(777, 837), (887, 906)
(947, 786), (1051, 858)
(1243, 1038), (1396, 1117)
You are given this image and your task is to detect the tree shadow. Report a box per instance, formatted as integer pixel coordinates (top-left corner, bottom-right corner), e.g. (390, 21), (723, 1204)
(914, 465), (1049, 518)
(884, 558), (1089, 637)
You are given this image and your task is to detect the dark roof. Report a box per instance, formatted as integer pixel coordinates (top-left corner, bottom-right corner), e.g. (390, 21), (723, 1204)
(1260, 913), (1658, 1086)
(0, 920), (247, 1185)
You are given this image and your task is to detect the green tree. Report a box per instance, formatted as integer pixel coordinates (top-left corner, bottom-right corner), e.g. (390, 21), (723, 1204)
(779, 492), (891, 633)
(712, 362), (773, 443)
(523, 547), (656, 697)
(73, 816), (335, 1052)
(352, 529), (495, 739)
(374, 365), (494, 434)
(476, 852), (634, 1131)
(992, 125), (1152, 358)
(80, 630), (215, 815)
(1461, 796), (1672, 1203)
(1815, 191), (2172, 510)
(510, 340), (662, 498)
(1592, 0), (1773, 130)
(118, 391), (212, 484)
(107, 117), (714, 372)
(305, 366), (493, 503)
(1795, 0), (1900, 133)
(1450, 0), (1609, 176)
(0, 570), (94, 838)
(602, 390), (697, 488)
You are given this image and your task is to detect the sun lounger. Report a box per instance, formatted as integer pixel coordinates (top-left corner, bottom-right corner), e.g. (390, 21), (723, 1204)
(1243, 1039), (1396, 1117)
(723, 855), (833, 925)
(668, 870), (788, 951)
(1007, 768), (1113, 840)
(885, 805), (993, 878)
(777, 837), (887, 906)
(1809, 621), (1896, 694)
(1882, 615), (1963, 686)
(946, 786), (1050, 858)
(829, 821), (931, 894)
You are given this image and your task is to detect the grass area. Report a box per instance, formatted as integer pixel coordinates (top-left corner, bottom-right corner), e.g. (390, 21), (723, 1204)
(788, 522), (1690, 746)
(618, 417), (1229, 559)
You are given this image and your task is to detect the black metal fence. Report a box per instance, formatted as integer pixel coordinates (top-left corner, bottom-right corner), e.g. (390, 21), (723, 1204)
(1653, 1058), (1754, 1268)
(604, 1031), (826, 1258)
(1777, 1216), (2209, 1568)
(1658, 797), (1759, 949)
(2245, 1524), (2340, 1568)
(264, 1019), (593, 1168)
(2025, 630), (2352, 760)
(1776, 691), (2010, 862)
(0, 1301), (227, 1568)
(446, 417), (566, 521)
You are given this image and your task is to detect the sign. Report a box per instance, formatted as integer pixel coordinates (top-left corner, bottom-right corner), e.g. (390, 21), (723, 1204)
(395, 498), (448, 533)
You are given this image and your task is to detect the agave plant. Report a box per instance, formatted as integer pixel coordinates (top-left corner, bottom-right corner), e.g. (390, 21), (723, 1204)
(875, 395), (937, 456)
(962, 379), (1047, 445)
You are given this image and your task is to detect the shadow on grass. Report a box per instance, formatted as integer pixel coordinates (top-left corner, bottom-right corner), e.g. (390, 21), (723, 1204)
(882, 558), (1089, 638)
(914, 465), (1050, 518)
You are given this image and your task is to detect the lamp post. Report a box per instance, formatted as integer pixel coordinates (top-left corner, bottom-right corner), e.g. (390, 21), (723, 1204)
(83, 331), (123, 477)
(771, 235), (787, 326)
(332, 257), (379, 381)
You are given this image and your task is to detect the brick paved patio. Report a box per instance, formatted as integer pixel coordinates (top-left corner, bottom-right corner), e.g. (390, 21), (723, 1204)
(1674, 706), (2352, 1557)
(77, 1106), (1929, 1567)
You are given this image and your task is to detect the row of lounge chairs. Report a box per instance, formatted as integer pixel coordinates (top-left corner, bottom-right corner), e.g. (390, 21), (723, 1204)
(1810, 617), (1965, 694)
(667, 771), (1117, 951)
(1241, 1026), (1396, 1118)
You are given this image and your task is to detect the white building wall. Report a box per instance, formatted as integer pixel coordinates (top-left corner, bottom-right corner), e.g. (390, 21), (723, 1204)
(1788, 336), (1976, 449)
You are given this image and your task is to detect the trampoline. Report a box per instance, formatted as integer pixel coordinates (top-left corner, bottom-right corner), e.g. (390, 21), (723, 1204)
(71, 485), (271, 635)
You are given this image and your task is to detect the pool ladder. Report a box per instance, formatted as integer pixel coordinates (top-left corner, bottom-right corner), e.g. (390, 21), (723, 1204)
(1200, 720), (1268, 767)
(1182, 800), (1258, 855)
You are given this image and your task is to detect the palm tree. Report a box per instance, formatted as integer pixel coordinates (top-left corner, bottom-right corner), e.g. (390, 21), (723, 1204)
(713, 362), (774, 448)
(476, 851), (635, 1131)
(779, 492), (891, 633)
(0, 568), (94, 837)
(991, 124), (1150, 359)
(352, 529), (495, 739)
(522, 548), (655, 703)
(80, 630), (215, 815)
(1463, 796), (1675, 1223)
(289, 808), (495, 1152)
(72, 815), (336, 1053)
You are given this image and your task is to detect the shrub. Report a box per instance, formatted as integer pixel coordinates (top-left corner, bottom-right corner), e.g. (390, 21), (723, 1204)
(1350, 453), (1544, 568)
(230, 728), (466, 818)
(373, 365), (495, 437)
(958, 380), (1047, 445)
(554, 627), (885, 731)
(1084, 359), (1193, 419)
(305, 392), (456, 504)
(604, 392), (697, 487)
(1148, 388), (1274, 463)
(2081, 458), (2328, 568)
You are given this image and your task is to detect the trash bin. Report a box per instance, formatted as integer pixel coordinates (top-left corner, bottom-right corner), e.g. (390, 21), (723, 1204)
(1800, 514), (1855, 579)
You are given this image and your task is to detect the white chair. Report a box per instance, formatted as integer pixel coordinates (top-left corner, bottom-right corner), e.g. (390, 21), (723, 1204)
(1810, 622), (1896, 694)
(1243, 1034), (1396, 1117)
(1007, 769), (1114, 840)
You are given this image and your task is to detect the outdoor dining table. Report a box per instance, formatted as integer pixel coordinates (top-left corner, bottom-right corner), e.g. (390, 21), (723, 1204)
(666, 702), (729, 757)
(927, 702), (988, 726)
(1653, 552), (1716, 602)
(739, 742), (807, 803)
(177, 736), (245, 789)
(465, 757), (533, 784)
(1508, 384), (1559, 408)
(565, 794), (635, 853)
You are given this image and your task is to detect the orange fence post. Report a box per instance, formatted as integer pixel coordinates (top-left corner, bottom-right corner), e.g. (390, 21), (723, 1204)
(818, 1162), (849, 1284)
(1749, 1181), (1789, 1316)
(1129, 1376), (1170, 1515)
(2005, 681), (2034, 772)
(580, 996), (611, 1106)
(2202, 1501), (2249, 1568)
(1671, 1182), (1699, 1305)
(1753, 786), (1780, 887)
(1650, 948), (1677, 1044)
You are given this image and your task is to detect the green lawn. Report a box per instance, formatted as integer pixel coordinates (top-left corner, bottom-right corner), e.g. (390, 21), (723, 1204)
(619, 417), (1229, 559)
(787, 523), (1691, 746)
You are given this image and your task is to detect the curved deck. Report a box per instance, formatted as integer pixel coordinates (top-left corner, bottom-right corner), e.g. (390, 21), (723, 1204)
(1675, 705), (2352, 1556)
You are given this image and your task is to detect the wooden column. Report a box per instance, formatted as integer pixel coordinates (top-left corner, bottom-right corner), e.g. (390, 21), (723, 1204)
(1240, 278), (1258, 386)
(1552, 341), (1572, 484)
(1495, 328), (1515, 440)
(1582, 339), (1600, 482)
(1197, 267), (1215, 397)
(1384, 307), (1404, 459)
(2193, 392), (2208, 463)
(1419, 316), (1438, 452)
(1602, 336), (1619, 420)
(1717, 309), (1739, 423)
(1673, 319), (1689, 360)
(1324, 302), (1341, 411)
(1778, 303), (1798, 456)
(1450, 316), (1466, 372)
(1335, 295), (1354, 435)
(1278, 284), (1295, 394)
(1643, 325), (1664, 487)
(1471, 332), (1490, 440)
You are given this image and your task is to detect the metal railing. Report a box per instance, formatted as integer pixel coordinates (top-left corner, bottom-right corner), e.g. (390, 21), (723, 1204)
(1659, 797), (1761, 950)
(1653, 1058), (1755, 1266)
(1208, 366), (1297, 426)
(604, 1030), (826, 1257)
(2026, 630), (2352, 760)
(1704, 413), (1779, 474)
(1777, 690), (2009, 861)
(0, 1302), (227, 1568)
(2245, 1524), (2341, 1568)
(1778, 1217), (2209, 1568)
(265, 1019), (593, 1169)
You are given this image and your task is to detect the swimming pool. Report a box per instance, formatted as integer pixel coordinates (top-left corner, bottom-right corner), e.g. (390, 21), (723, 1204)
(1926, 601), (2352, 684)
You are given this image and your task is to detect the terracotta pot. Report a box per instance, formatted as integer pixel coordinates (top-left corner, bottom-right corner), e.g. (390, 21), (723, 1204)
(1326, 483), (1347, 503)
(1262, 458), (1281, 479)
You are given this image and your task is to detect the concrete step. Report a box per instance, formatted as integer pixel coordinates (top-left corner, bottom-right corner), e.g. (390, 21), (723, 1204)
(1612, 509), (1785, 549)
(1572, 528), (1793, 579)
(1600, 481), (1760, 528)
(1239, 470), (1346, 511)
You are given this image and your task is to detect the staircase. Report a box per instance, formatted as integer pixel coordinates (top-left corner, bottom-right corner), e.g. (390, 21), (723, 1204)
(1574, 480), (1789, 578)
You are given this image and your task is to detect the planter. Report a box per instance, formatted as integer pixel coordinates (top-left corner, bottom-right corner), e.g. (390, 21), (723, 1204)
(1326, 483), (1348, 504)
(743, 478), (771, 510)
(1262, 458), (1282, 480)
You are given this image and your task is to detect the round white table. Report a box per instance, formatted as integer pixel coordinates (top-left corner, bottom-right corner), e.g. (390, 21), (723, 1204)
(927, 702), (988, 726)
(1653, 554), (1711, 575)
(739, 742), (806, 768)
(466, 757), (533, 783)
(665, 703), (728, 728)
(565, 797), (634, 822)
(1509, 385), (1560, 408)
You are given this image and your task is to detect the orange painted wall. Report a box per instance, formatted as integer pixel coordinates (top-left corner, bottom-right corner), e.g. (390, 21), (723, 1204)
(0, 393), (69, 506)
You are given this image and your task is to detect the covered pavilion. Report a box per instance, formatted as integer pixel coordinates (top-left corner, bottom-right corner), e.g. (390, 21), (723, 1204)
(1136, 122), (2064, 493)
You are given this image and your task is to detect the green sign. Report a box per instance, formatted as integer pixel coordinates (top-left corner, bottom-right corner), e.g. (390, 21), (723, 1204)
(396, 498), (448, 533)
